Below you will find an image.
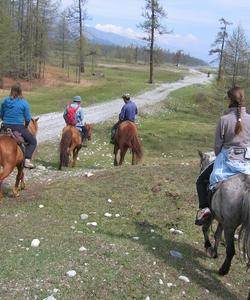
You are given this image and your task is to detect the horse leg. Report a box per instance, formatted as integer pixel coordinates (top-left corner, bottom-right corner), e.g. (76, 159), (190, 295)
(119, 146), (128, 166)
(218, 227), (236, 275)
(212, 222), (223, 258)
(0, 164), (15, 200)
(72, 147), (80, 167)
(202, 220), (213, 256)
(13, 164), (24, 197)
(114, 144), (119, 166)
(132, 150), (136, 165)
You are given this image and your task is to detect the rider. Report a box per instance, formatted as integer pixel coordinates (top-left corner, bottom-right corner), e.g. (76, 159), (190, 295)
(0, 83), (37, 169)
(63, 95), (88, 147)
(110, 93), (138, 144)
(195, 86), (250, 225)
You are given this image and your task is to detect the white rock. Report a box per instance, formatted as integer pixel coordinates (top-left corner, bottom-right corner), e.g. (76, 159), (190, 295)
(80, 214), (89, 220)
(87, 222), (97, 226)
(132, 236), (140, 240)
(37, 165), (46, 171)
(39, 204), (44, 208)
(169, 228), (183, 235)
(66, 270), (76, 277)
(104, 213), (112, 217)
(107, 198), (112, 203)
(31, 239), (40, 248)
(79, 246), (87, 252)
(53, 288), (59, 293)
(159, 279), (164, 285)
(145, 297), (150, 300)
(178, 275), (190, 283)
(115, 214), (120, 217)
(167, 282), (174, 288)
(150, 229), (155, 233)
(170, 250), (183, 259)
(43, 296), (56, 300)
(85, 172), (94, 177)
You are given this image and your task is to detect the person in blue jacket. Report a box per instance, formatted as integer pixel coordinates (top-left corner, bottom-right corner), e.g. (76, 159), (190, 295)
(110, 93), (138, 144)
(0, 83), (37, 169)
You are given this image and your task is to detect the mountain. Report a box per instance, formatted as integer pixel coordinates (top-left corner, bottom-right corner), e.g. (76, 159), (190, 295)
(85, 27), (146, 48)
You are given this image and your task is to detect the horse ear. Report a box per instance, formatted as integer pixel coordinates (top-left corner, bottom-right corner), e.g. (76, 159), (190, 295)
(34, 117), (39, 122)
(198, 150), (203, 159)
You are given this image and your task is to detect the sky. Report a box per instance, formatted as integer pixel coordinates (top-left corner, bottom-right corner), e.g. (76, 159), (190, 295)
(62, 0), (250, 62)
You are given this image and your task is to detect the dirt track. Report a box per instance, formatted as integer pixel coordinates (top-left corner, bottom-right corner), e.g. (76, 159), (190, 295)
(37, 69), (212, 144)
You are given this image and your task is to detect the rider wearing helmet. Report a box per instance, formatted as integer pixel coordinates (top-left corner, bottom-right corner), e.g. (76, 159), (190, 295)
(110, 93), (138, 144)
(63, 95), (88, 146)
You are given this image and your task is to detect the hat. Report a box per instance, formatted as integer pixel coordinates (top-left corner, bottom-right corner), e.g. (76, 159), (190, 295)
(73, 95), (82, 102)
(122, 93), (130, 100)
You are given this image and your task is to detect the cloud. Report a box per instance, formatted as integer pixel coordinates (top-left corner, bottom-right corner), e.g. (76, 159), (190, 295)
(95, 24), (143, 39)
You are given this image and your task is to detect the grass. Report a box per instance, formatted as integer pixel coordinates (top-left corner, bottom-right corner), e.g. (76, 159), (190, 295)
(0, 84), (248, 300)
(0, 64), (186, 115)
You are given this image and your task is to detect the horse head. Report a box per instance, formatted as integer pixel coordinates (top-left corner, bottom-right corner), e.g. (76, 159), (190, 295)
(28, 117), (39, 136)
(84, 123), (93, 140)
(198, 150), (215, 172)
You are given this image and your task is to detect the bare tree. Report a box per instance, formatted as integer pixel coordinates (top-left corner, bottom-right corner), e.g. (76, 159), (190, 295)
(209, 18), (232, 82)
(138, 0), (168, 83)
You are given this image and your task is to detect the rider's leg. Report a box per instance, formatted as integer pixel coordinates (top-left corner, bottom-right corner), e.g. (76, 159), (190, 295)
(110, 121), (120, 144)
(17, 126), (37, 168)
(195, 163), (214, 225)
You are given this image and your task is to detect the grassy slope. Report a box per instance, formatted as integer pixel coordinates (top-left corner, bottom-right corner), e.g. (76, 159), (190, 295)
(0, 84), (248, 300)
(0, 64), (186, 115)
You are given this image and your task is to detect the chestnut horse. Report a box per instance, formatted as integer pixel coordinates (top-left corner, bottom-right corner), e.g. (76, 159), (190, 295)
(0, 118), (39, 200)
(59, 123), (92, 170)
(114, 121), (143, 166)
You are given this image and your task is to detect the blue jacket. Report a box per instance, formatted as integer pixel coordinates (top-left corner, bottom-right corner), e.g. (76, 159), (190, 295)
(119, 100), (138, 122)
(0, 96), (31, 125)
(63, 102), (84, 129)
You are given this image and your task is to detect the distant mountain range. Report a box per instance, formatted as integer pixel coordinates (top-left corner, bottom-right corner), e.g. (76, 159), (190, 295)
(85, 27), (146, 48)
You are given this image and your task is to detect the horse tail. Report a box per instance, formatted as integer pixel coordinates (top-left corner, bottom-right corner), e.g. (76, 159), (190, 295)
(59, 129), (72, 170)
(239, 187), (250, 268)
(131, 134), (143, 162)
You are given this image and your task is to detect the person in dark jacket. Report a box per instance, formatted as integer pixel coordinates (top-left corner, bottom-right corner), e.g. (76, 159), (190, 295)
(0, 83), (37, 169)
(110, 93), (138, 144)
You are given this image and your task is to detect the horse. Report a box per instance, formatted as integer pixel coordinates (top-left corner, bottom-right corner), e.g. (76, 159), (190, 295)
(199, 150), (250, 277)
(0, 118), (39, 200)
(113, 121), (143, 166)
(58, 123), (92, 170)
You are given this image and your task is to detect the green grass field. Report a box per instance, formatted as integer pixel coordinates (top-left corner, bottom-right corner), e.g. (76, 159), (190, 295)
(0, 64), (187, 115)
(0, 83), (248, 300)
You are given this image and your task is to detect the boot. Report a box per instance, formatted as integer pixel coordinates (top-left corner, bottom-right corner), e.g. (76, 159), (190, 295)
(24, 159), (35, 169)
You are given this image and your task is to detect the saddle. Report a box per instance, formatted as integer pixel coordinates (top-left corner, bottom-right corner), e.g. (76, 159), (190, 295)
(0, 128), (25, 153)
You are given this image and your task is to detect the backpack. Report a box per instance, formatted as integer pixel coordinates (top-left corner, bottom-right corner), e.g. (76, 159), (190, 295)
(66, 103), (80, 126)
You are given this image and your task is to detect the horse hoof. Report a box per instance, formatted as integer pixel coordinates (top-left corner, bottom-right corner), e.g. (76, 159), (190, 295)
(21, 183), (26, 190)
(218, 267), (229, 276)
(206, 247), (214, 257)
(12, 188), (20, 198)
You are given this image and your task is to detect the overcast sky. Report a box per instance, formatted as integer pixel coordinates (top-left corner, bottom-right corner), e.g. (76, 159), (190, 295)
(62, 0), (250, 62)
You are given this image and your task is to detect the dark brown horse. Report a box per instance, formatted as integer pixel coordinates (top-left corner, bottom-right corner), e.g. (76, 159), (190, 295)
(0, 118), (39, 200)
(113, 121), (143, 166)
(59, 123), (92, 170)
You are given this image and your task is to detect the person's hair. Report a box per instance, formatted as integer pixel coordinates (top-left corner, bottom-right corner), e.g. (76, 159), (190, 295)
(10, 83), (23, 99)
(227, 86), (245, 135)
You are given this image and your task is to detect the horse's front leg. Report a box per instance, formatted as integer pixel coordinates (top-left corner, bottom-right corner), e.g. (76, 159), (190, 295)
(202, 220), (213, 256)
(114, 144), (119, 166)
(218, 227), (236, 275)
(132, 150), (136, 165)
(119, 146), (128, 166)
(13, 164), (24, 197)
(72, 147), (80, 167)
(212, 222), (223, 258)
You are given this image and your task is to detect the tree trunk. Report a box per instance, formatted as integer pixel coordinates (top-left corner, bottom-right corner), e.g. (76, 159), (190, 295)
(79, 0), (85, 74)
(149, 1), (155, 84)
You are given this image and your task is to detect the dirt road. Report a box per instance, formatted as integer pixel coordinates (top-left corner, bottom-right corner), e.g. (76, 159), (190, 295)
(37, 69), (211, 144)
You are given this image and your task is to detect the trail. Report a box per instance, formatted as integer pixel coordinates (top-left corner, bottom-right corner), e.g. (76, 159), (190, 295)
(37, 69), (211, 144)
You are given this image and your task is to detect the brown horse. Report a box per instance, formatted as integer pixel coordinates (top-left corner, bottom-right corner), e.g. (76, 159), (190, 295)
(59, 123), (92, 170)
(0, 118), (39, 200)
(113, 121), (143, 166)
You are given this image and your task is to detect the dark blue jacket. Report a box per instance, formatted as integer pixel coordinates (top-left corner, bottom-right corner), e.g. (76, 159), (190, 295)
(119, 100), (138, 122)
(0, 96), (31, 125)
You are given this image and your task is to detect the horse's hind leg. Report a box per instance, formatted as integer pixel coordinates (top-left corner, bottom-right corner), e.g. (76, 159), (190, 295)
(132, 150), (136, 165)
(218, 227), (236, 275)
(72, 147), (79, 167)
(114, 145), (119, 166)
(0, 164), (15, 200)
(119, 146), (128, 166)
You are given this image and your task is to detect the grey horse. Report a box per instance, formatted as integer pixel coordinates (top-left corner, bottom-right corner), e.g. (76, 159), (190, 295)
(199, 151), (250, 277)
